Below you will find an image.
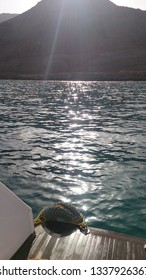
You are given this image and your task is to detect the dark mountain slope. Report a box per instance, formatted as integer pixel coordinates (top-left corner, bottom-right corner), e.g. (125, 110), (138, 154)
(0, 0), (146, 80)
(0, 13), (18, 23)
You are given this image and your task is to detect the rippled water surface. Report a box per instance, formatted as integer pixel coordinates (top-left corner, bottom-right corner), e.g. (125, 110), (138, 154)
(0, 80), (146, 238)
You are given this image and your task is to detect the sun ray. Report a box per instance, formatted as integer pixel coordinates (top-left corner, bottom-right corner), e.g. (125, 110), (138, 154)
(44, 0), (65, 79)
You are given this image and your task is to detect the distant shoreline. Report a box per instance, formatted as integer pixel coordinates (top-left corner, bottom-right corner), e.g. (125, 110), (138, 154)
(0, 71), (146, 81)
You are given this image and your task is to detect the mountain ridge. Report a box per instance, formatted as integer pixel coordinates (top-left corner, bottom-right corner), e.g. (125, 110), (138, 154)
(0, 13), (18, 23)
(0, 0), (146, 80)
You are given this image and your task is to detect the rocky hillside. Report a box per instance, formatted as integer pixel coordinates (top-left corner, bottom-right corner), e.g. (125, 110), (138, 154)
(0, 13), (18, 23)
(0, 0), (146, 80)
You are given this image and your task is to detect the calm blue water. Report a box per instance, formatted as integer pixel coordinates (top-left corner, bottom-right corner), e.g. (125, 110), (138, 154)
(0, 80), (146, 238)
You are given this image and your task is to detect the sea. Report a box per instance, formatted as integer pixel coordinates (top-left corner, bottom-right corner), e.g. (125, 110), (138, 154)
(0, 80), (146, 238)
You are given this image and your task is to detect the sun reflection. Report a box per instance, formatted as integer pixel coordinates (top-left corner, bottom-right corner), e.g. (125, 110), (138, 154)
(73, 94), (78, 101)
(61, 197), (71, 203)
(52, 81), (110, 204)
(69, 110), (76, 116)
(70, 186), (85, 195)
(82, 205), (88, 211)
(70, 123), (80, 129)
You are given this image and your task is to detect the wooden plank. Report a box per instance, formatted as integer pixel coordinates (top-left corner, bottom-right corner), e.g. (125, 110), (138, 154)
(51, 235), (71, 260)
(41, 234), (59, 259)
(27, 226), (146, 260)
(86, 234), (100, 260)
(126, 241), (132, 260)
(81, 232), (92, 259)
(107, 238), (115, 260)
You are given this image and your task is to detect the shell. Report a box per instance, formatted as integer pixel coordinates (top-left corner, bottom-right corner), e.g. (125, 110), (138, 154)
(34, 202), (89, 235)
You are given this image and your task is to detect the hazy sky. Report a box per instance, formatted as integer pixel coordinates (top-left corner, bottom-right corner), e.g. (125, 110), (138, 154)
(0, 0), (146, 14)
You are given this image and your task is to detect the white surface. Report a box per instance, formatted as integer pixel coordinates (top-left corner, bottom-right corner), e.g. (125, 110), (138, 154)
(0, 182), (34, 259)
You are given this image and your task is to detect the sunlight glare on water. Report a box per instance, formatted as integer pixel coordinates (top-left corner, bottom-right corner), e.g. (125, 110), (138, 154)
(0, 80), (146, 238)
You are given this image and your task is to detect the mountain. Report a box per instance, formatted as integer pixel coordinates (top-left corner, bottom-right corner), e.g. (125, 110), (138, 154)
(0, 13), (18, 23)
(0, 0), (146, 80)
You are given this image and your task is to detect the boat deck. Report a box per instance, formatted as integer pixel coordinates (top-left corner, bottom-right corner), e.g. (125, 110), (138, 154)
(21, 226), (146, 260)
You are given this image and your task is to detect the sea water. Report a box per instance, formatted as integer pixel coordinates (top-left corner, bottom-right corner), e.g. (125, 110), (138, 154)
(0, 80), (146, 238)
